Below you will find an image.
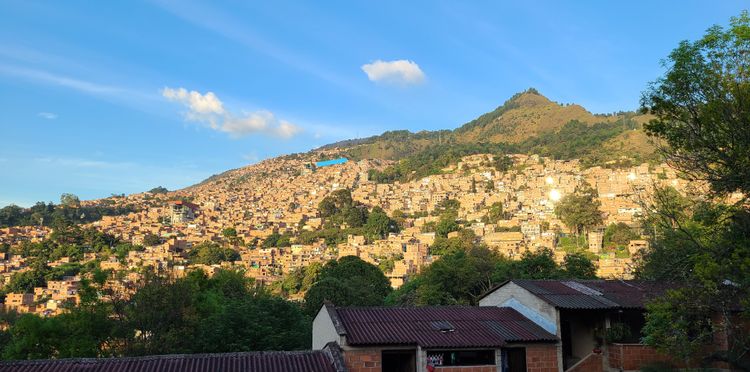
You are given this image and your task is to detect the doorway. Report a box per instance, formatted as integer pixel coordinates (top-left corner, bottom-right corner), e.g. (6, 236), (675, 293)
(382, 350), (416, 372)
(505, 348), (526, 372)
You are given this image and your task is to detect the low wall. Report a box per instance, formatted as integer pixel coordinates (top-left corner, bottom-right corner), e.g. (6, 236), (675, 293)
(526, 344), (560, 372)
(607, 343), (675, 371)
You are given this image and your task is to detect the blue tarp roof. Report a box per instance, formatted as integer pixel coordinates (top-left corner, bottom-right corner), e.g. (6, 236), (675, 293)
(315, 158), (348, 167)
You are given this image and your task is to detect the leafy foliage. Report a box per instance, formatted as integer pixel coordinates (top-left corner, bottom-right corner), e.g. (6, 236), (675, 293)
(554, 182), (603, 236)
(1, 269), (311, 359)
(186, 242), (240, 265)
(642, 11), (750, 198)
(303, 256), (392, 316)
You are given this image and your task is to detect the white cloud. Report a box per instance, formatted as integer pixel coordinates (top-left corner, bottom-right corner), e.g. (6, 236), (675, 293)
(38, 112), (57, 120)
(162, 87), (224, 115)
(361, 59), (426, 85)
(162, 87), (301, 139)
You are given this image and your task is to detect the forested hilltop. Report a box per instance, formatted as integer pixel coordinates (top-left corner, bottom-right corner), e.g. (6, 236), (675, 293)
(318, 89), (655, 184)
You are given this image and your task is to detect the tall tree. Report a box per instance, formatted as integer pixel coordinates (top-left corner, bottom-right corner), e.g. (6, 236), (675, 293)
(637, 13), (750, 369)
(642, 11), (750, 198)
(554, 182), (603, 240)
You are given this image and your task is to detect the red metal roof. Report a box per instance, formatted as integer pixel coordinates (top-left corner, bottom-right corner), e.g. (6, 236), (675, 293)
(0, 350), (342, 372)
(510, 280), (676, 310)
(334, 306), (557, 348)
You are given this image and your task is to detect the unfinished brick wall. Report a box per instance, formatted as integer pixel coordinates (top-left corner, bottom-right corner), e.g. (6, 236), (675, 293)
(433, 366), (497, 372)
(344, 349), (381, 372)
(566, 352), (602, 372)
(525, 344), (559, 372)
(607, 344), (675, 371)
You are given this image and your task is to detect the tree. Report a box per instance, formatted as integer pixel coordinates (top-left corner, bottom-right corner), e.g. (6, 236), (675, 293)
(222, 227), (237, 238)
(635, 14), (750, 369)
(388, 239), (499, 306)
(513, 248), (561, 280)
(364, 207), (398, 240)
(642, 11), (750, 198)
(554, 182), (603, 242)
(484, 202), (504, 224)
(142, 233), (161, 247)
(561, 252), (597, 279)
(148, 186), (169, 194)
(303, 256), (391, 316)
(187, 242), (240, 265)
(603, 222), (638, 248)
(59, 193), (81, 208)
(435, 214), (459, 238)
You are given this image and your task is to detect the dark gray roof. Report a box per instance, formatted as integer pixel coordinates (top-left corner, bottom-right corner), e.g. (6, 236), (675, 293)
(334, 305), (557, 348)
(508, 279), (676, 310)
(0, 345), (346, 372)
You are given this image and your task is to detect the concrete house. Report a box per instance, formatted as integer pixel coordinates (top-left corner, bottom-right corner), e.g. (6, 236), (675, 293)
(478, 280), (675, 372)
(313, 304), (560, 372)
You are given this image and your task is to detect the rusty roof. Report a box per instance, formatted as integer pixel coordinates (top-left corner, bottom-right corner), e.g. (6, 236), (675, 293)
(509, 279), (676, 310)
(0, 349), (345, 372)
(335, 306), (557, 348)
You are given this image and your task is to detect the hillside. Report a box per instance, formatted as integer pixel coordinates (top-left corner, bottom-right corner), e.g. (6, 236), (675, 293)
(327, 89), (656, 183)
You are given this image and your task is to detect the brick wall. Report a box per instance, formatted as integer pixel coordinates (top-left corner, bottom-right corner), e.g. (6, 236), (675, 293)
(607, 344), (675, 371)
(526, 344), (559, 372)
(566, 352), (602, 372)
(344, 349), (381, 372)
(434, 366), (497, 372)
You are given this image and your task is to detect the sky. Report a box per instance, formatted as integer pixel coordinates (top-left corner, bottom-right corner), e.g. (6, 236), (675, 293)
(0, 1), (747, 207)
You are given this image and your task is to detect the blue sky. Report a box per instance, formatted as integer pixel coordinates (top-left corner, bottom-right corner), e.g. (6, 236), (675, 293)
(1, 1), (747, 207)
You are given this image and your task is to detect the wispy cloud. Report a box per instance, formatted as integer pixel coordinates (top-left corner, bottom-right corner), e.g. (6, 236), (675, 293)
(361, 60), (426, 85)
(37, 112), (57, 120)
(35, 157), (135, 169)
(0, 63), (159, 105)
(162, 87), (301, 139)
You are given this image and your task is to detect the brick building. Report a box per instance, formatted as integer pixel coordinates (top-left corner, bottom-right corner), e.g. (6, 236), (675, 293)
(313, 304), (559, 372)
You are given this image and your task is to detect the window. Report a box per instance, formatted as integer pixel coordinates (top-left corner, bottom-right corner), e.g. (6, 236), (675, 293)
(425, 350), (495, 366)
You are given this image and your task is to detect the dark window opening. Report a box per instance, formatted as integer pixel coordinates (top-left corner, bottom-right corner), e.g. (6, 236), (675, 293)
(425, 350), (495, 366)
(504, 348), (527, 372)
(382, 350), (416, 372)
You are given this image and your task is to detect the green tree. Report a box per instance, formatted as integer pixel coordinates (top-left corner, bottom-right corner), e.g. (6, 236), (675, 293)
(484, 202), (504, 224)
(554, 182), (603, 243)
(142, 233), (161, 247)
(187, 242), (240, 265)
(388, 240), (499, 306)
(364, 207), (398, 240)
(435, 214), (459, 238)
(60, 193), (81, 208)
(303, 256), (391, 316)
(642, 11), (750, 198)
(635, 14), (750, 369)
(603, 222), (638, 248)
(561, 252), (597, 279)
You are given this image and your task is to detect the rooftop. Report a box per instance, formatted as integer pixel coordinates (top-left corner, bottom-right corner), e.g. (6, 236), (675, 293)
(328, 305), (557, 348)
(0, 347), (345, 372)
(483, 279), (677, 310)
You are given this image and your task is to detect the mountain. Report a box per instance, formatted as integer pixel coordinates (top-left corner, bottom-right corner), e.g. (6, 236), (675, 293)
(319, 89), (655, 183)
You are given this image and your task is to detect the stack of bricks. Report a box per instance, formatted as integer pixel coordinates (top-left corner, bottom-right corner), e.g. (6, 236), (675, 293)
(525, 344), (559, 372)
(343, 350), (381, 372)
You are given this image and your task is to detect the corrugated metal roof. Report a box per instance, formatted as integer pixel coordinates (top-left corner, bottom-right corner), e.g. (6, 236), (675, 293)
(0, 350), (341, 372)
(511, 280), (675, 310)
(335, 306), (556, 348)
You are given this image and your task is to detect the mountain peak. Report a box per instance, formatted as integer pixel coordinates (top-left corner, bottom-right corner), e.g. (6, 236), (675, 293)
(507, 88), (553, 107)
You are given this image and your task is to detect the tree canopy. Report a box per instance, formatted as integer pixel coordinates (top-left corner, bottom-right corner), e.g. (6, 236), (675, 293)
(303, 256), (392, 316)
(642, 11), (750, 198)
